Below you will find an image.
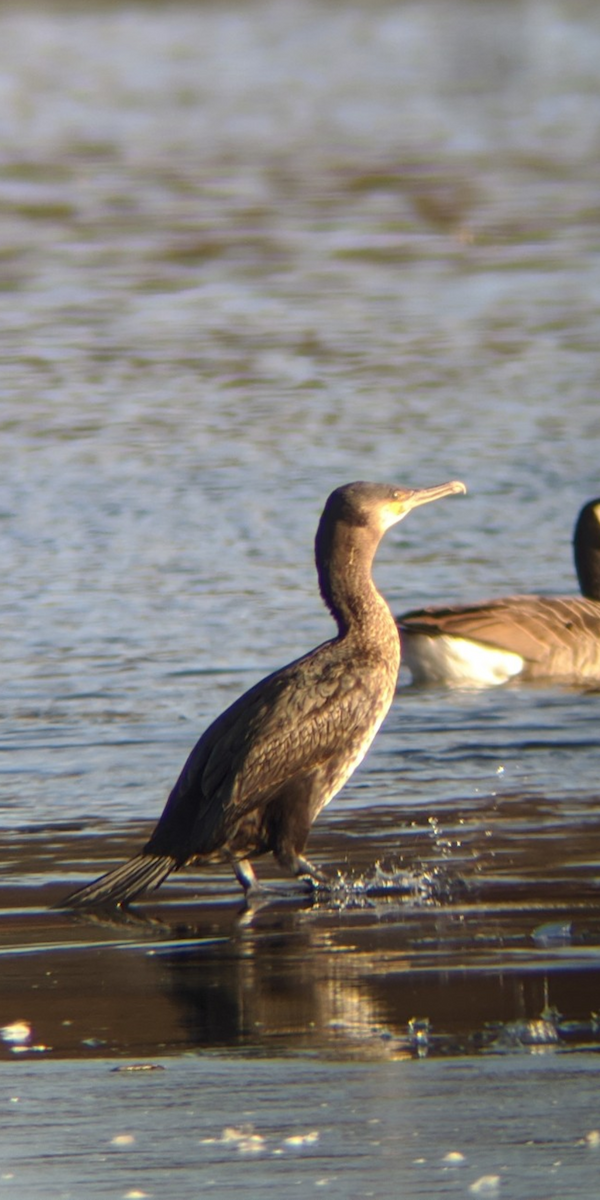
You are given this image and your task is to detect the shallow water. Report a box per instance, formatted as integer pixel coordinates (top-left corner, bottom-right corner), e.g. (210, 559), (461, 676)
(2, 0), (600, 1194)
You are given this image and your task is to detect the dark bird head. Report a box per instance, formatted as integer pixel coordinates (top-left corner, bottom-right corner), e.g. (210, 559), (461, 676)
(574, 497), (600, 599)
(315, 480), (466, 628)
(318, 479), (467, 536)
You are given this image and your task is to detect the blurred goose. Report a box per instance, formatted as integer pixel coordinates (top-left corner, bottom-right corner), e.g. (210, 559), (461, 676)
(397, 497), (600, 687)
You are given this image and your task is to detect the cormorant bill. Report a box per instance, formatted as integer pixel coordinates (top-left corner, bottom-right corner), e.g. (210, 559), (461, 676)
(60, 479), (466, 909)
(398, 497), (600, 687)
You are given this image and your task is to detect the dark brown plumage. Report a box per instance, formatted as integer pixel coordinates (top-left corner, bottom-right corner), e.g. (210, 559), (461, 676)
(61, 479), (465, 908)
(398, 497), (600, 686)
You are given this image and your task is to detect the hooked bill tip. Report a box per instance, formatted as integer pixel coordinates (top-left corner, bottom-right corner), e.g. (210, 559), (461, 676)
(413, 479), (467, 501)
(403, 478), (467, 514)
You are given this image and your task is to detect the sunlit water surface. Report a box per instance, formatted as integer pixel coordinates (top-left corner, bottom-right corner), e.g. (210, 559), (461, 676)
(2, 0), (600, 1195)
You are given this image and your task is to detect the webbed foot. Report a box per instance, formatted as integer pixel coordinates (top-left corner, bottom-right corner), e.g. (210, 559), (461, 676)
(293, 855), (331, 891)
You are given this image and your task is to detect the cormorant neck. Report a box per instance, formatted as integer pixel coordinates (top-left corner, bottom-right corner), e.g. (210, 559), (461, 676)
(315, 515), (388, 636)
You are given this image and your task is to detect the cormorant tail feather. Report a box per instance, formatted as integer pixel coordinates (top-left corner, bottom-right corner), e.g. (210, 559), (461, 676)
(59, 853), (177, 909)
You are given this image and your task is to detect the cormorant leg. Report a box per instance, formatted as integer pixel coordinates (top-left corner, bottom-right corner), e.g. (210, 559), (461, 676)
(232, 858), (260, 894)
(232, 858), (281, 923)
(295, 856), (330, 888)
(276, 849), (330, 889)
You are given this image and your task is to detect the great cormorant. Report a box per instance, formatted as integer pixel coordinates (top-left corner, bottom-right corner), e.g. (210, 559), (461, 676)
(398, 497), (600, 687)
(61, 479), (465, 908)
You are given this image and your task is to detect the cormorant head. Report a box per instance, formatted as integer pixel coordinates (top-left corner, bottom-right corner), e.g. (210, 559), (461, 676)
(315, 479), (466, 626)
(322, 480), (467, 538)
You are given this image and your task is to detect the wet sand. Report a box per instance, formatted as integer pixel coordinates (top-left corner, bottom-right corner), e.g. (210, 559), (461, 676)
(4, 797), (600, 1061)
(3, 810), (600, 1196)
(5, 1053), (600, 1199)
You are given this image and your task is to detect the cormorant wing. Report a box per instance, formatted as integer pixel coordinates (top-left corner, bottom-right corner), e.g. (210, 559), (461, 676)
(146, 642), (386, 860)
